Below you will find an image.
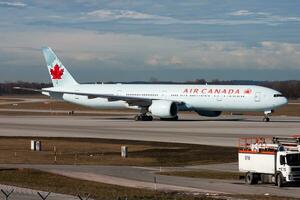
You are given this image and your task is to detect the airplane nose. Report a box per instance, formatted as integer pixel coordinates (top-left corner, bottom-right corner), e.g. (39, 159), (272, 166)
(283, 97), (288, 105)
(278, 97), (288, 106)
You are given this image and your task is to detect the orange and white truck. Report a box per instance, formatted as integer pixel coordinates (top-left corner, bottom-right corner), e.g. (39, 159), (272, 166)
(238, 136), (300, 187)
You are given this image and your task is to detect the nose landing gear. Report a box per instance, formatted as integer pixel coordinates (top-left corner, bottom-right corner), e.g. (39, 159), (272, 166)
(263, 116), (270, 122)
(263, 110), (273, 122)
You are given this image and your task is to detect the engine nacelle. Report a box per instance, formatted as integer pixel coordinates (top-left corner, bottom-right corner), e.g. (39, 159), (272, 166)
(195, 110), (222, 117)
(149, 100), (178, 118)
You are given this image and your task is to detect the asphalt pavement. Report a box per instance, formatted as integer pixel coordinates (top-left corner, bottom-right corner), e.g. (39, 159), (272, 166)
(0, 114), (299, 147)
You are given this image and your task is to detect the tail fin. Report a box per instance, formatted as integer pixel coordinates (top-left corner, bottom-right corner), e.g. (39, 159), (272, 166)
(42, 47), (78, 87)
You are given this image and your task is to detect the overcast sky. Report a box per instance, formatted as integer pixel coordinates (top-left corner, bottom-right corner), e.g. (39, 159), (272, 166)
(0, 0), (300, 82)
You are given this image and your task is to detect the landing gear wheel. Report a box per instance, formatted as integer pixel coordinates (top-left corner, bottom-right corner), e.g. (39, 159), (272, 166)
(263, 110), (273, 122)
(263, 117), (270, 122)
(145, 115), (153, 121)
(134, 115), (153, 121)
(134, 115), (141, 121)
(276, 173), (284, 188)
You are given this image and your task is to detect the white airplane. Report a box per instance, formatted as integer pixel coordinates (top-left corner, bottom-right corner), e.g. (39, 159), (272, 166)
(16, 47), (288, 121)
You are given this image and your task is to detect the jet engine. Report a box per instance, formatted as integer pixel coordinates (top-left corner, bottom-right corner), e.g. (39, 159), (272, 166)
(195, 110), (222, 117)
(149, 100), (178, 118)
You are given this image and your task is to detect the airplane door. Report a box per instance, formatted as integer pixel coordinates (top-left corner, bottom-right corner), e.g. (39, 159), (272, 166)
(255, 92), (261, 102)
(161, 90), (167, 96)
(117, 90), (122, 96)
(217, 95), (222, 101)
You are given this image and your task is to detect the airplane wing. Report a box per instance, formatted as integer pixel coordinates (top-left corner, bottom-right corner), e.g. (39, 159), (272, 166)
(13, 87), (166, 107)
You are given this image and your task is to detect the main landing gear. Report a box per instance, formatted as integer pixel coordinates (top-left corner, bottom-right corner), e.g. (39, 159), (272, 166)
(134, 107), (153, 121)
(263, 110), (273, 122)
(134, 114), (153, 121)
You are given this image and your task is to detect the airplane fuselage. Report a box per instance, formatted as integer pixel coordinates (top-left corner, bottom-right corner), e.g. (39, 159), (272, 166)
(45, 84), (287, 112)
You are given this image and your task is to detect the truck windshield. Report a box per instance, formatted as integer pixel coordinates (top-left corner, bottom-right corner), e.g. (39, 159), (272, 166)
(286, 154), (300, 166)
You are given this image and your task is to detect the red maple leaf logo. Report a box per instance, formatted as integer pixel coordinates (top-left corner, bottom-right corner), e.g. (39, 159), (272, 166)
(244, 89), (252, 94)
(50, 64), (64, 80)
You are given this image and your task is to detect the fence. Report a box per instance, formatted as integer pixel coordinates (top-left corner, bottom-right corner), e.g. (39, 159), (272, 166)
(0, 184), (130, 200)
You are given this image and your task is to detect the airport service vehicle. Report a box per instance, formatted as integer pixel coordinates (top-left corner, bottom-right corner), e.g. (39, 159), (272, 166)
(239, 137), (300, 187)
(15, 47), (288, 121)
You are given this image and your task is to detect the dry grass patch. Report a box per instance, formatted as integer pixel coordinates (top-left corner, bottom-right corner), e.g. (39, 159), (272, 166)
(273, 103), (300, 116)
(0, 98), (22, 103)
(0, 137), (237, 166)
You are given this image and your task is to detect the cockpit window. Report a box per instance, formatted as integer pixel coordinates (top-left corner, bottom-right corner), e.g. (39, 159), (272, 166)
(274, 94), (284, 97)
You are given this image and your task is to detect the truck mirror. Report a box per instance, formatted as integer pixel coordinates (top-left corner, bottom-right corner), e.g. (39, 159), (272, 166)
(280, 155), (286, 165)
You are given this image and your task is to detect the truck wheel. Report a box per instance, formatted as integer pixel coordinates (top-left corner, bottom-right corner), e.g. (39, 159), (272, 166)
(245, 172), (257, 185)
(253, 173), (259, 184)
(276, 173), (284, 188)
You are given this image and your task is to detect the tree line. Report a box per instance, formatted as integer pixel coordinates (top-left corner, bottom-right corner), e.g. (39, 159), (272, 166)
(1, 80), (299, 99)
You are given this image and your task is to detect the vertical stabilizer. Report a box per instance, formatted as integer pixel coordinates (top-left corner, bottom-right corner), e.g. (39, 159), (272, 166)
(42, 47), (78, 87)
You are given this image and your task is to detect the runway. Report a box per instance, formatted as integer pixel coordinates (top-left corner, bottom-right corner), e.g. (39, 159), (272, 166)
(0, 114), (300, 147)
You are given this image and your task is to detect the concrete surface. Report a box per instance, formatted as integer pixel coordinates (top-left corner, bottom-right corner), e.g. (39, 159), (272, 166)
(0, 114), (300, 147)
(184, 162), (238, 172)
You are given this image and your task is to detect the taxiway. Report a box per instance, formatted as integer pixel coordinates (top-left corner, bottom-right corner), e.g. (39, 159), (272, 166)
(0, 114), (300, 147)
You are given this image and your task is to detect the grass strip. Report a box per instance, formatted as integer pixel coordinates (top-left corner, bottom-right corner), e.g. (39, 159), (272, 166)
(0, 137), (237, 166)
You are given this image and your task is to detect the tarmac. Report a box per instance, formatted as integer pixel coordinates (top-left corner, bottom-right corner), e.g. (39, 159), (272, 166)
(0, 114), (300, 147)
